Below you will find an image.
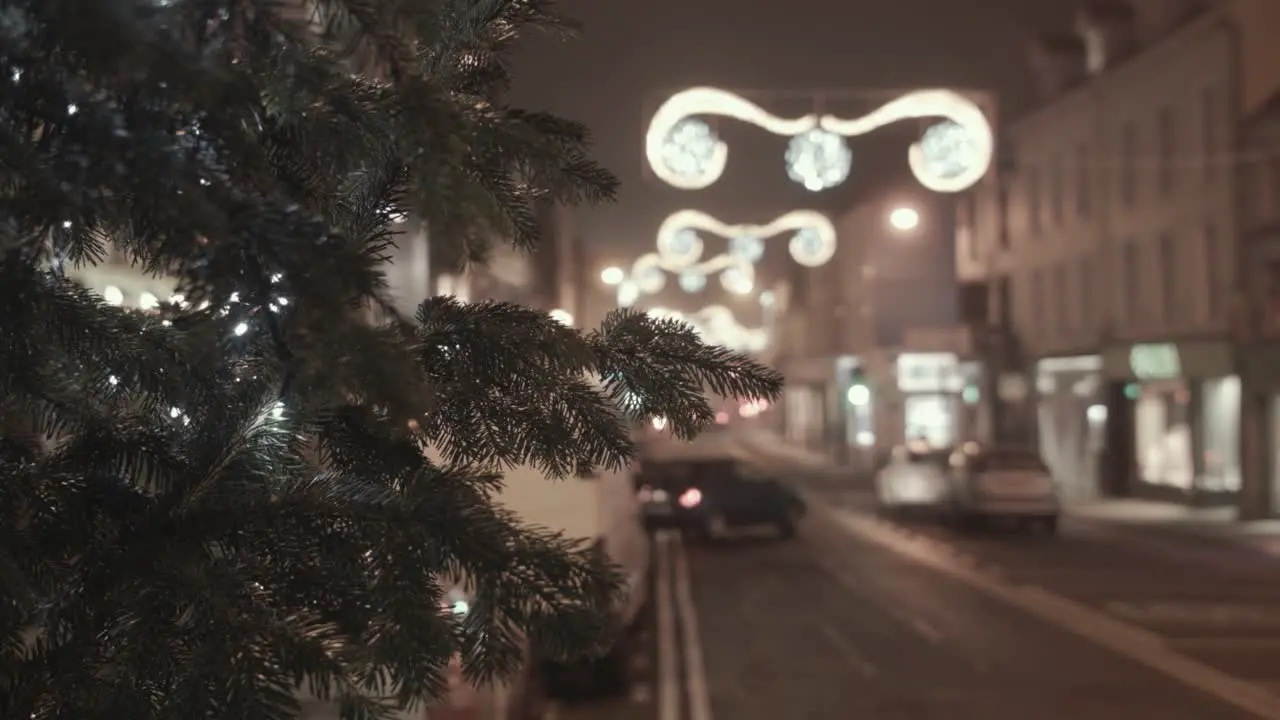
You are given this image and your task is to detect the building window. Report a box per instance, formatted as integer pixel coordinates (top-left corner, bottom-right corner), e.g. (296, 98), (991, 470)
(1157, 105), (1175, 195)
(1075, 143), (1091, 218)
(1079, 256), (1093, 330)
(1269, 156), (1280, 220)
(1158, 231), (1177, 324)
(1033, 268), (1047, 338)
(1026, 167), (1042, 235)
(1054, 264), (1069, 336)
(1242, 160), (1260, 226)
(1201, 86), (1217, 181)
(1265, 259), (1280, 336)
(998, 180), (1011, 249)
(1049, 154), (1064, 226)
(1120, 121), (1137, 206)
(1204, 224), (1220, 321)
(961, 193), (978, 261)
(1122, 242), (1140, 325)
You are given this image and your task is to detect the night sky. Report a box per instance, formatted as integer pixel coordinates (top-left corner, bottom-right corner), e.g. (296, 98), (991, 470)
(509, 0), (1081, 319)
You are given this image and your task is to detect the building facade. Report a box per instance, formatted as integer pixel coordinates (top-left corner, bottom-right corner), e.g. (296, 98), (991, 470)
(958, 0), (1280, 514)
(775, 181), (960, 461)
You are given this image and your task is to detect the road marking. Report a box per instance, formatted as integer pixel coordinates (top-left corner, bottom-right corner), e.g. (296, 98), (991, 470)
(654, 531), (681, 720)
(816, 623), (880, 678)
(830, 509), (1280, 720)
(1170, 636), (1280, 650)
(823, 565), (945, 644)
(1106, 601), (1280, 628)
(673, 536), (714, 720)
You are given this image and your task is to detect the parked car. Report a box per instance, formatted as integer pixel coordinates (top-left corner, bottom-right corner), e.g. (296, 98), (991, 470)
(946, 444), (1060, 534)
(636, 456), (806, 539)
(874, 442), (953, 518)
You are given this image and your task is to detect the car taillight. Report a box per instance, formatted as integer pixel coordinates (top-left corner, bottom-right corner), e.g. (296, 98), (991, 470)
(678, 487), (703, 508)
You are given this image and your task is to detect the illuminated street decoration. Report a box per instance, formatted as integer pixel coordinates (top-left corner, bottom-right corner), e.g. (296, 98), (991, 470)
(659, 118), (721, 182)
(647, 305), (770, 352)
(918, 120), (978, 185)
(785, 128), (852, 192)
(719, 266), (753, 294)
(632, 260), (667, 294)
(656, 208), (837, 268)
(729, 234), (765, 263)
(646, 86), (993, 193)
(614, 251), (753, 305)
(679, 270), (707, 293)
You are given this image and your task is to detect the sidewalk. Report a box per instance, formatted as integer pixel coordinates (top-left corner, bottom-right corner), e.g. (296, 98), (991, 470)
(1068, 498), (1280, 562)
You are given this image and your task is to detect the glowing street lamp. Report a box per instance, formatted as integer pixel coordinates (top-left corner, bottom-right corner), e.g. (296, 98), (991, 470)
(601, 266), (625, 286)
(888, 206), (920, 232)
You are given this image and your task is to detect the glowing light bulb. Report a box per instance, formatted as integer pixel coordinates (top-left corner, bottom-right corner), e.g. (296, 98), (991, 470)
(549, 308), (574, 326)
(786, 129), (852, 192)
(729, 234), (765, 262)
(600, 266), (625, 286)
(888, 206), (920, 232)
(138, 292), (158, 310)
(103, 286), (124, 306)
(678, 270), (707, 293)
(233, 322), (248, 336)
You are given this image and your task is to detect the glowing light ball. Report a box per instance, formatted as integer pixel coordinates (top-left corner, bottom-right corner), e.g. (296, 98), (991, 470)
(600, 266), (625, 286)
(658, 118), (722, 186)
(616, 281), (640, 307)
(888, 206), (921, 232)
(729, 234), (766, 262)
(720, 266), (753, 295)
(645, 86), (993, 193)
(919, 120), (979, 183)
(679, 270), (707, 293)
(788, 227), (836, 267)
(633, 262), (667, 294)
(657, 226), (704, 267)
(785, 129), (852, 192)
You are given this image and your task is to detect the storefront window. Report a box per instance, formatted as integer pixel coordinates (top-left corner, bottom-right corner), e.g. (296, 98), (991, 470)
(1135, 382), (1194, 489)
(904, 394), (955, 448)
(1200, 376), (1241, 492)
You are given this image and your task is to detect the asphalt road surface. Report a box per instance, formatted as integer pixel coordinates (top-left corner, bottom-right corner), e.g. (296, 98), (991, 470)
(545, 453), (1280, 720)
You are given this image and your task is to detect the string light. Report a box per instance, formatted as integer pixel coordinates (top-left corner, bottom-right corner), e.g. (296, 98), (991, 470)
(645, 86), (993, 193)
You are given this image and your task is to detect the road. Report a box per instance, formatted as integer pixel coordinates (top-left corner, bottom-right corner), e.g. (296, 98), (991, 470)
(545, 455), (1280, 720)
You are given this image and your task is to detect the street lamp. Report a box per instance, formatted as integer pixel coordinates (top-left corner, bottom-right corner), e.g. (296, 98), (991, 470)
(600, 266), (625, 286)
(888, 206), (920, 232)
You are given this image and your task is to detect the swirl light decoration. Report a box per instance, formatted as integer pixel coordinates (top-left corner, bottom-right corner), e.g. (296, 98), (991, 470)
(647, 305), (770, 353)
(645, 87), (993, 194)
(656, 209), (838, 269)
(612, 251), (756, 307)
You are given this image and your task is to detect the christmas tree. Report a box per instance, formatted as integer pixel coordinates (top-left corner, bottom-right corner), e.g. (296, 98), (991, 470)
(0, 1), (783, 719)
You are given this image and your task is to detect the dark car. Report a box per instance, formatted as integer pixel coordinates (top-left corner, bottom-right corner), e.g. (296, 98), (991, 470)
(635, 457), (806, 539)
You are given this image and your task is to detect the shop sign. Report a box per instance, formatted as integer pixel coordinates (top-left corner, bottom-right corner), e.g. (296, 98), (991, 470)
(1129, 343), (1181, 380)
